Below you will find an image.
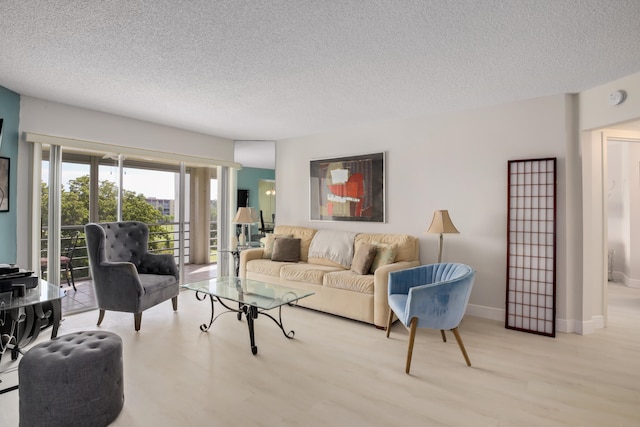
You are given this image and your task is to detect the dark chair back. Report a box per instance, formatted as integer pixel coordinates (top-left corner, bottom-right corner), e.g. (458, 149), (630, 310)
(259, 210), (266, 234)
(101, 221), (150, 267)
(62, 231), (80, 260)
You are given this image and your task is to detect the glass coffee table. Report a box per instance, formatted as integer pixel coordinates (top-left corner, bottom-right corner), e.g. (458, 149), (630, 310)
(1, 280), (65, 394)
(181, 277), (314, 355)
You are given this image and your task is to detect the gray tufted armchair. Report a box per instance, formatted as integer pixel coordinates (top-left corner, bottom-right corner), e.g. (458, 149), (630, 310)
(84, 221), (179, 331)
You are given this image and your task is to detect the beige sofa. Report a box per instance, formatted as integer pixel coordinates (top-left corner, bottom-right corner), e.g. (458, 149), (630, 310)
(239, 225), (420, 328)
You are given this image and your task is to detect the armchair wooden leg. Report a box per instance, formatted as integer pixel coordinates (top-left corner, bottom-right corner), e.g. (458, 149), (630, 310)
(97, 309), (105, 326)
(440, 330), (447, 342)
(405, 318), (418, 374)
(386, 308), (394, 338)
(451, 327), (471, 367)
(134, 313), (142, 332)
(172, 296), (178, 311)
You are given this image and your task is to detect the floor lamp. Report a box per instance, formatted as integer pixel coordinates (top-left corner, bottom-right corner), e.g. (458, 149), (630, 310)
(426, 210), (459, 263)
(233, 207), (255, 246)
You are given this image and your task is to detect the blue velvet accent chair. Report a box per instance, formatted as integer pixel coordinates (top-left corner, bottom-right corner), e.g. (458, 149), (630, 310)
(85, 221), (179, 331)
(386, 263), (475, 374)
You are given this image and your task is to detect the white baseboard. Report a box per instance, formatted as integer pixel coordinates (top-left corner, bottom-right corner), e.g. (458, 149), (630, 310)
(555, 317), (603, 334)
(575, 315), (604, 334)
(556, 318), (573, 333)
(612, 271), (640, 288)
(465, 304), (504, 322)
(466, 304), (604, 335)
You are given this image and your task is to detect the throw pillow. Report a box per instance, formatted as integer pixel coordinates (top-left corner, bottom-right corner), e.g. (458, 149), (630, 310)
(271, 238), (301, 262)
(369, 243), (397, 273)
(262, 233), (294, 259)
(351, 243), (377, 275)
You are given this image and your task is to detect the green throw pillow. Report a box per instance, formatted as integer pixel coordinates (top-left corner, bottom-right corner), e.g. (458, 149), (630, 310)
(369, 243), (397, 273)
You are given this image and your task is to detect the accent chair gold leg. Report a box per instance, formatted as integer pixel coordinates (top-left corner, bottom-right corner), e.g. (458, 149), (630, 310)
(172, 296), (178, 311)
(386, 308), (394, 338)
(134, 313), (142, 332)
(451, 327), (471, 366)
(405, 318), (418, 374)
(97, 309), (105, 326)
(440, 330), (447, 342)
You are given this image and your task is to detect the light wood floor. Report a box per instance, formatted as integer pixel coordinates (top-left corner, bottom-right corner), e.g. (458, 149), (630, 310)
(1, 281), (639, 426)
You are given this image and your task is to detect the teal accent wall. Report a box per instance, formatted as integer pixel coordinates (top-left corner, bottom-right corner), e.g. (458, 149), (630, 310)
(237, 167), (275, 235)
(0, 86), (20, 263)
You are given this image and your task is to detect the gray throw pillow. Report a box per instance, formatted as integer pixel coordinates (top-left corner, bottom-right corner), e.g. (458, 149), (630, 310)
(271, 238), (301, 262)
(262, 233), (294, 259)
(351, 243), (377, 275)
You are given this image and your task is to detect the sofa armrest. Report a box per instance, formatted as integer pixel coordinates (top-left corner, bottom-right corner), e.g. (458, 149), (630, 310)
(372, 260), (420, 328)
(239, 248), (265, 279)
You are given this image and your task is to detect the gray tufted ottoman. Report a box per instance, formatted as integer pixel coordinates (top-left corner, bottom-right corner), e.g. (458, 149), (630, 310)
(18, 331), (124, 427)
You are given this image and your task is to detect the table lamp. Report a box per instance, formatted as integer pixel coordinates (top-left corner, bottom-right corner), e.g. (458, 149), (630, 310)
(233, 207), (255, 246)
(426, 210), (459, 263)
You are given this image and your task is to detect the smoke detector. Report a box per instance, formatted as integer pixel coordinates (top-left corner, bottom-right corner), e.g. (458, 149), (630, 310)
(608, 90), (627, 106)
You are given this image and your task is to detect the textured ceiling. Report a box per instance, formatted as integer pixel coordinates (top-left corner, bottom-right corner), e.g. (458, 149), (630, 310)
(1, 0), (640, 143)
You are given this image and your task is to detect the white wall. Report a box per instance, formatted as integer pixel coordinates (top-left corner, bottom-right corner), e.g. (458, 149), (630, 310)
(624, 142), (640, 288)
(19, 97), (234, 158)
(607, 142), (625, 278)
(276, 95), (575, 325)
(16, 97), (235, 266)
(580, 72), (640, 131)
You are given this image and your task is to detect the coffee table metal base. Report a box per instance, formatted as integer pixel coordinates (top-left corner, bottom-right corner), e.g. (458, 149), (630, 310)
(194, 291), (295, 355)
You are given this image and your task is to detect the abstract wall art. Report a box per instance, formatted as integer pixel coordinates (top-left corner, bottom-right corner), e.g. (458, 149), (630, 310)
(0, 157), (8, 212)
(309, 152), (385, 222)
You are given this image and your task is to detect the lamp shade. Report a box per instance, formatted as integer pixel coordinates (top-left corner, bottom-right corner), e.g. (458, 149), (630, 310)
(426, 210), (459, 234)
(233, 207), (255, 224)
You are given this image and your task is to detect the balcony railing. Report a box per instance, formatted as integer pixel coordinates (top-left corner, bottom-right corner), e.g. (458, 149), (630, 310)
(40, 221), (219, 282)
(40, 225), (91, 282)
(210, 220), (218, 262)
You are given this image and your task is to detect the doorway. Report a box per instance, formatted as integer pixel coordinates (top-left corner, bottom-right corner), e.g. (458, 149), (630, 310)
(585, 121), (640, 331)
(606, 138), (640, 287)
(605, 136), (640, 333)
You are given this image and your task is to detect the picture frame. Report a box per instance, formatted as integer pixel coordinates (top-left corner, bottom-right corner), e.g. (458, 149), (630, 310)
(310, 152), (385, 222)
(0, 157), (8, 212)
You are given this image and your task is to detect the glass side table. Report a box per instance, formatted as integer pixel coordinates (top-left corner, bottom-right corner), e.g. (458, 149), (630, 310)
(0, 280), (66, 394)
(220, 242), (263, 276)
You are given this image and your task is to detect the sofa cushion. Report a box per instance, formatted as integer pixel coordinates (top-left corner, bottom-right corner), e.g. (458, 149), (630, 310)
(355, 233), (418, 263)
(307, 257), (345, 269)
(323, 270), (375, 294)
(369, 242), (397, 273)
(308, 229), (358, 268)
(245, 259), (290, 277)
(273, 226), (317, 262)
(262, 233), (294, 259)
(281, 263), (344, 286)
(271, 238), (301, 262)
(351, 243), (377, 275)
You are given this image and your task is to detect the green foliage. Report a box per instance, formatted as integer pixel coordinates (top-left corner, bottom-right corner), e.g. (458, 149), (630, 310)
(210, 199), (217, 221)
(41, 175), (174, 249)
(41, 182), (49, 227)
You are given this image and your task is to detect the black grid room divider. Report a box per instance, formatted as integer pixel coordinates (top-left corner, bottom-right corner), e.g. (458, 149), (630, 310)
(506, 158), (557, 337)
